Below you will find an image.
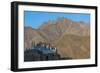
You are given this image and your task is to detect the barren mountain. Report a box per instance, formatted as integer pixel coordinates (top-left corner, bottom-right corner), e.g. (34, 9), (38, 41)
(24, 17), (90, 59)
(24, 27), (47, 50)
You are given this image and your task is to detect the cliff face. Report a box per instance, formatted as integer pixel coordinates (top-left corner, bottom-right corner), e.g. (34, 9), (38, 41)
(24, 17), (90, 59)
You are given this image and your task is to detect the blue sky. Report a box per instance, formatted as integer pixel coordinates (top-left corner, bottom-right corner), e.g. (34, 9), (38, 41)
(24, 11), (90, 29)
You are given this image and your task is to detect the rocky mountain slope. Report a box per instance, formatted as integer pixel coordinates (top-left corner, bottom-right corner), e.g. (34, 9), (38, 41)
(24, 17), (90, 59)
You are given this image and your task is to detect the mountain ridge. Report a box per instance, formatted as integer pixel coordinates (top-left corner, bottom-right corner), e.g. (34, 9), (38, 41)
(24, 17), (90, 59)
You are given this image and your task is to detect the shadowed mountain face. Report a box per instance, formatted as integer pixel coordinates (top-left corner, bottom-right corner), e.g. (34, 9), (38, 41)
(24, 17), (90, 59)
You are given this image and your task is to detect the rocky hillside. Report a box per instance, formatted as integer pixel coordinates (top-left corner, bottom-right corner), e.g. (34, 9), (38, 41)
(24, 17), (90, 59)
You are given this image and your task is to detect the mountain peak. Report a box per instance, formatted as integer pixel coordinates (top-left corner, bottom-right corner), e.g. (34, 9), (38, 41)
(24, 17), (90, 59)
